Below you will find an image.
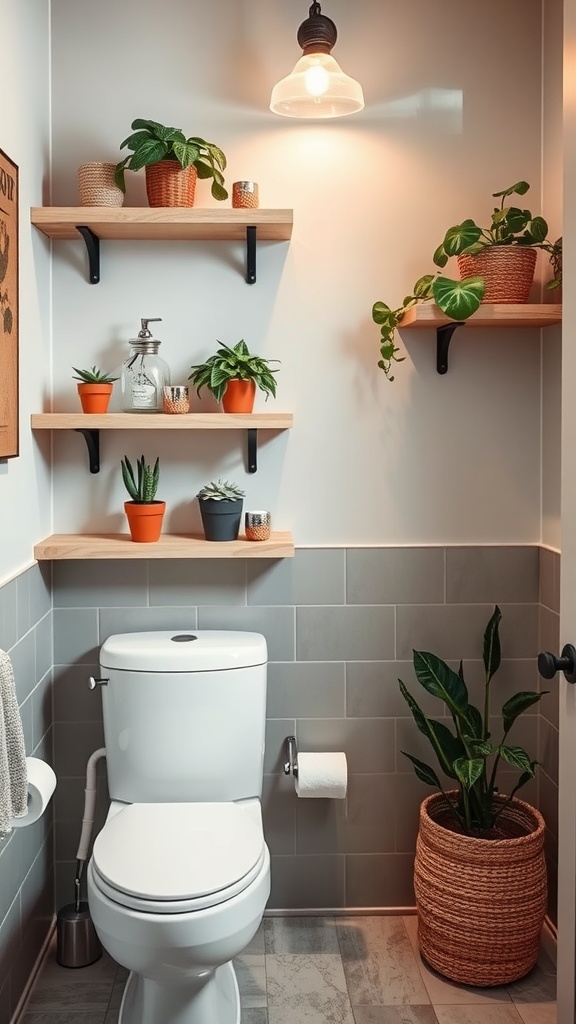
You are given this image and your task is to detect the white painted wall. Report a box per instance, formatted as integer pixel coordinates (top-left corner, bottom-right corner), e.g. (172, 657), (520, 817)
(0, 1), (52, 582)
(48, 0), (556, 545)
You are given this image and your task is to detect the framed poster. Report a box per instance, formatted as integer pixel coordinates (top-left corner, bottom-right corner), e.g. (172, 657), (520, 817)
(0, 148), (18, 459)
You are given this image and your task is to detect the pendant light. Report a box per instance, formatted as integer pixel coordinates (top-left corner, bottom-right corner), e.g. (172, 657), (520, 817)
(270, 2), (364, 119)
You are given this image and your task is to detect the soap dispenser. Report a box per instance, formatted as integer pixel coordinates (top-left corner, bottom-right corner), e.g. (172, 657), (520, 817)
(121, 318), (170, 412)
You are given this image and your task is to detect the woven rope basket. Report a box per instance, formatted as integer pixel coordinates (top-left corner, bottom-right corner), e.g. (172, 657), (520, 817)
(145, 162), (197, 207)
(457, 245), (537, 304)
(414, 792), (547, 987)
(78, 163), (124, 207)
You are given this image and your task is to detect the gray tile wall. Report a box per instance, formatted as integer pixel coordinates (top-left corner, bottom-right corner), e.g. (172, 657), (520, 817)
(51, 545), (544, 912)
(538, 546), (560, 924)
(0, 564), (53, 1022)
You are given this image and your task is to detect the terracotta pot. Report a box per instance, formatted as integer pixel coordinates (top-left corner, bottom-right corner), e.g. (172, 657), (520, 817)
(77, 383), (113, 414)
(221, 379), (256, 414)
(145, 162), (197, 207)
(124, 501), (166, 543)
(414, 792), (547, 986)
(77, 162), (124, 207)
(457, 245), (537, 304)
(198, 498), (243, 541)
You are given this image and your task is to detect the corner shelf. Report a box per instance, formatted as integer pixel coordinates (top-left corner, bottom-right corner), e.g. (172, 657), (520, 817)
(31, 412), (293, 474)
(33, 532), (294, 561)
(30, 207), (294, 285)
(399, 303), (562, 373)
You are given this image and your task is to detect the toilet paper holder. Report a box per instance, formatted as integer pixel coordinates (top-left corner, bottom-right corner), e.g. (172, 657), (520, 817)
(283, 735), (298, 778)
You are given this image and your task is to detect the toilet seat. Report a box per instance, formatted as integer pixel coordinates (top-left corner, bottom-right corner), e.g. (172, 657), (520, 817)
(91, 802), (266, 915)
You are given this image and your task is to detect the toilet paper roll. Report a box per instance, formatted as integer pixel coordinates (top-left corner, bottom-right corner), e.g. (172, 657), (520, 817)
(11, 758), (57, 828)
(295, 752), (348, 799)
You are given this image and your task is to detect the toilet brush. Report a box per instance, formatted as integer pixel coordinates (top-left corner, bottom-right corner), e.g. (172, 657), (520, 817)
(56, 748), (107, 968)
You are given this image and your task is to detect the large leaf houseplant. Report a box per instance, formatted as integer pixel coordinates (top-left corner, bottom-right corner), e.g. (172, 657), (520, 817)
(400, 605), (548, 986)
(373, 181), (562, 380)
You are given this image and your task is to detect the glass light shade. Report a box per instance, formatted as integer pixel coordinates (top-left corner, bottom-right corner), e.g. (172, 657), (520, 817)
(270, 52), (364, 118)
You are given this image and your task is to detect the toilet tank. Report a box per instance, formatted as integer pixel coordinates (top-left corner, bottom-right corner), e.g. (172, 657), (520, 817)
(98, 630), (268, 803)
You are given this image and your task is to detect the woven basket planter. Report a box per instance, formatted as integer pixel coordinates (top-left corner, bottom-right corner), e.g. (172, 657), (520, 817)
(145, 162), (197, 207)
(78, 162), (124, 207)
(457, 245), (537, 304)
(414, 792), (547, 987)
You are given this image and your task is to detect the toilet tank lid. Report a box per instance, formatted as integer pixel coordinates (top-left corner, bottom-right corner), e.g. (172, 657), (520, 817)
(100, 630), (268, 672)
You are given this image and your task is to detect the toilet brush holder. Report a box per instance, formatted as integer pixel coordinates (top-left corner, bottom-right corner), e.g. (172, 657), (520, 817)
(56, 901), (102, 968)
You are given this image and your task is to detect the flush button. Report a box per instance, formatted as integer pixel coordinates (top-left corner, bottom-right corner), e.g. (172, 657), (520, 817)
(171, 634), (198, 642)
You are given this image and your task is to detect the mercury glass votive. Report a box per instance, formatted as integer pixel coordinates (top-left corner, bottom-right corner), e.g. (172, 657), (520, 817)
(163, 385), (190, 414)
(245, 510), (271, 541)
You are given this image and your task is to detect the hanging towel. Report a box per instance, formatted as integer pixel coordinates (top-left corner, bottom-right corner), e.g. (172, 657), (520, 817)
(0, 649), (28, 840)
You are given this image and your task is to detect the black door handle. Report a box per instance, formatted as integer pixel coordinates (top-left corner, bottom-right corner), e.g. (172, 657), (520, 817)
(537, 644), (576, 683)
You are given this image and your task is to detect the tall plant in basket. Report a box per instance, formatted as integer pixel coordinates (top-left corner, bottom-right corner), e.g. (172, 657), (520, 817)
(399, 605), (548, 987)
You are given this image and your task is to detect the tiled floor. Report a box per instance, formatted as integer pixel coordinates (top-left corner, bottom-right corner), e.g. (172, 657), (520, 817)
(20, 915), (556, 1024)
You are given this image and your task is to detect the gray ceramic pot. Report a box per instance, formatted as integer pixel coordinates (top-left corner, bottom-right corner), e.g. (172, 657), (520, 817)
(199, 498), (243, 541)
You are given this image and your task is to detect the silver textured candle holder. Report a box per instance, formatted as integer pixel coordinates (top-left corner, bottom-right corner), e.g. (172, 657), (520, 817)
(245, 510), (271, 541)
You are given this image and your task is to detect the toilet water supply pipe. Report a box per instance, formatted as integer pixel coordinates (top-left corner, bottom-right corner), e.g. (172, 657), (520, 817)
(74, 747), (107, 912)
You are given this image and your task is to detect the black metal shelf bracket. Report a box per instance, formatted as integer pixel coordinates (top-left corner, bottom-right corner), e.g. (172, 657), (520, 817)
(246, 225), (257, 285)
(76, 226), (101, 284)
(436, 322), (465, 374)
(75, 428), (100, 473)
(247, 428), (258, 473)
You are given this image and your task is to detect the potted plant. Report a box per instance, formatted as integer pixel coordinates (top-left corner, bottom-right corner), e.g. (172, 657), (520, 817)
(121, 454), (165, 542)
(400, 605), (548, 986)
(372, 181), (563, 380)
(189, 340), (280, 413)
(72, 366), (119, 414)
(197, 479), (245, 541)
(114, 118), (228, 207)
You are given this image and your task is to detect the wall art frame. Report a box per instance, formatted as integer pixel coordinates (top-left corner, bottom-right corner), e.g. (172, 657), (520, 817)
(0, 147), (18, 459)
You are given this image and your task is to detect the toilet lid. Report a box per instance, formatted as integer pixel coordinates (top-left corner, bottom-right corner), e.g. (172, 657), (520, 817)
(92, 802), (264, 901)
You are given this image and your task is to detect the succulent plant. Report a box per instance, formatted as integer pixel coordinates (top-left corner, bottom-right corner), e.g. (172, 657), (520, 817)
(197, 479), (245, 501)
(72, 365), (119, 383)
(121, 455), (160, 503)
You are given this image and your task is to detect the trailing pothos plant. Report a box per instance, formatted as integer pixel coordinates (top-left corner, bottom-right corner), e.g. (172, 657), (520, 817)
(399, 605), (548, 835)
(373, 181), (563, 380)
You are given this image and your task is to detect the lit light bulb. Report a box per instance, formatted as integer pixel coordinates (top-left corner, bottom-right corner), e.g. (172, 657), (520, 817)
(304, 62), (330, 97)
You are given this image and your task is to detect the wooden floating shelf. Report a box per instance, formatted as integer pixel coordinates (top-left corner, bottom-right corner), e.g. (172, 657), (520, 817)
(400, 302), (562, 329)
(34, 532), (295, 561)
(398, 303), (562, 373)
(30, 207), (294, 241)
(31, 412), (293, 430)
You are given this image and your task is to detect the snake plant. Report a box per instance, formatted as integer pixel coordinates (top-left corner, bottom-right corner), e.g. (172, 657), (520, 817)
(121, 455), (160, 503)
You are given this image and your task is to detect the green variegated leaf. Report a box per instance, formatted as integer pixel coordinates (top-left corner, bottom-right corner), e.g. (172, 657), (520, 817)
(398, 680), (463, 778)
(483, 605), (501, 681)
(412, 651), (469, 713)
(463, 704), (483, 739)
(493, 181), (530, 199)
(413, 274), (435, 298)
(500, 207), (530, 233)
(499, 745), (535, 774)
(526, 216), (548, 243)
(466, 738), (493, 756)
(127, 139), (168, 171)
(432, 276), (485, 320)
(401, 753), (442, 788)
(433, 243), (448, 268)
(453, 757), (484, 790)
(372, 301), (392, 324)
(502, 691), (546, 733)
(441, 219), (482, 256)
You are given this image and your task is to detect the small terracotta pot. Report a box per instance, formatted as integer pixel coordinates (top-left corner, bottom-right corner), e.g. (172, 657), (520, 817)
(124, 501), (166, 543)
(221, 379), (256, 414)
(77, 383), (113, 414)
(145, 162), (197, 207)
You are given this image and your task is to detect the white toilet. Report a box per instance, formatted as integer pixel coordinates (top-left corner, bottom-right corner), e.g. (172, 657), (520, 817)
(86, 630), (271, 1024)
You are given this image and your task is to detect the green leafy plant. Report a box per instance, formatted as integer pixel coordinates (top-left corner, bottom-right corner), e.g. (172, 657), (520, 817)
(399, 605), (547, 835)
(189, 340), (280, 403)
(373, 181), (563, 380)
(72, 365), (119, 384)
(114, 118), (228, 200)
(197, 479), (245, 501)
(121, 455), (160, 503)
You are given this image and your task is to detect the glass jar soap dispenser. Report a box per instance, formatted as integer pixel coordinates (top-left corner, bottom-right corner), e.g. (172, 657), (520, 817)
(121, 317), (170, 412)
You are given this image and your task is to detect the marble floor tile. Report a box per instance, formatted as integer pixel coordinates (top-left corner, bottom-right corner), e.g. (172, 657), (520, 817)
(242, 1011), (269, 1024)
(402, 916), (513, 1007)
(235, 954), (267, 1008)
(352, 1006), (439, 1024)
(513, 1005), (556, 1024)
(245, 921), (266, 955)
(265, 915), (340, 953)
(337, 916), (430, 1006)
(504, 952), (557, 1005)
(267, 953), (355, 1024)
(434, 1006), (524, 1024)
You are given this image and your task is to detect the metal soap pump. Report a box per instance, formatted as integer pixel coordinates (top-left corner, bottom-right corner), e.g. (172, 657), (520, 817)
(121, 317), (170, 412)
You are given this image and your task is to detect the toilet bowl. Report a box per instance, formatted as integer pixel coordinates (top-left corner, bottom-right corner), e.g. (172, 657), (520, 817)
(87, 799), (270, 1024)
